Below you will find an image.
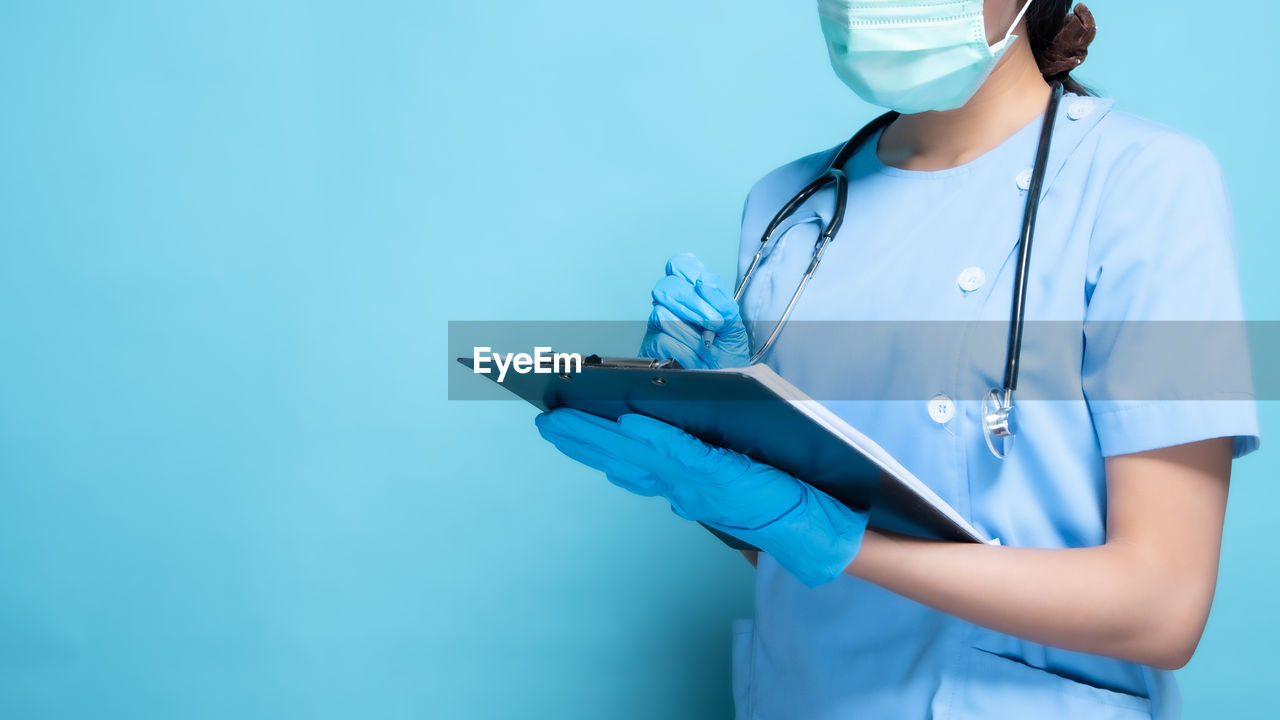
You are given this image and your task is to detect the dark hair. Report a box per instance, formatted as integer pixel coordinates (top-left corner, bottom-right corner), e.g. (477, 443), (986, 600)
(1025, 2), (1097, 97)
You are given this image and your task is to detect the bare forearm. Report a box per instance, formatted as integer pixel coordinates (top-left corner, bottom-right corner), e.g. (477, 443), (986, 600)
(846, 531), (1211, 669)
(842, 441), (1232, 670)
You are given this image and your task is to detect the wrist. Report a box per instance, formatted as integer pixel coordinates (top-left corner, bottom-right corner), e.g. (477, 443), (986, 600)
(710, 484), (868, 588)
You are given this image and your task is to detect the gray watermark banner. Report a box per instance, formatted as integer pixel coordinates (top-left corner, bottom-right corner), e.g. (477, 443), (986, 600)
(447, 320), (1272, 402)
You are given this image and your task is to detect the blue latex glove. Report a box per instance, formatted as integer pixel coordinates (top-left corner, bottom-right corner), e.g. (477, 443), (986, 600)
(535, 408), (868, 587)
(640, 253), (751, 369)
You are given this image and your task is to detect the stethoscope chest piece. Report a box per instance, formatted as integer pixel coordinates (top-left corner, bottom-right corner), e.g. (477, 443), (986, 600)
(982, 388), (1016, 459)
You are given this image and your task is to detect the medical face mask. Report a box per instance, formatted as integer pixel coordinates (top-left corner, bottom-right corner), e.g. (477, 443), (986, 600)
(818, 0), (1034, 114)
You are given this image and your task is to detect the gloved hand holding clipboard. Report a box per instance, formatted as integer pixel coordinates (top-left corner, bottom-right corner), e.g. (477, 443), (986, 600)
(459, 354), (993, 555)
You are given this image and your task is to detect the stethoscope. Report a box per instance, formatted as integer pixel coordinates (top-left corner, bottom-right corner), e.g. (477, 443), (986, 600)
(733, 82), (1064, 459)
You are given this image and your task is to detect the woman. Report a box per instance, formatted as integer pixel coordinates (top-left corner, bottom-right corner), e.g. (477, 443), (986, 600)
(534, 2), (1259, 718)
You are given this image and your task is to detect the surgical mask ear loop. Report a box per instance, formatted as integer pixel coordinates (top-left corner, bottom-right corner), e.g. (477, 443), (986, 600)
(996, 0), (1036, 51)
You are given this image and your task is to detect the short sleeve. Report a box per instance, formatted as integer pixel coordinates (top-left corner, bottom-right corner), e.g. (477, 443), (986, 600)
(1082, 132), (1260, 458)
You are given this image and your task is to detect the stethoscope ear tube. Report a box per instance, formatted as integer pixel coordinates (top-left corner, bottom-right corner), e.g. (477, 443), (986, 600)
(734, 112), (897, 363)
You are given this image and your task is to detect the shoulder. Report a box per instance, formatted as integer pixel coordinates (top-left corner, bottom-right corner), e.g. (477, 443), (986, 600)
(734, 144), (842, 276)
(741, 144), (841, 215)
(1078, 102), (1240, 311)
(1081, 101), (1224, 185)
(1089, 102), (1206, 150)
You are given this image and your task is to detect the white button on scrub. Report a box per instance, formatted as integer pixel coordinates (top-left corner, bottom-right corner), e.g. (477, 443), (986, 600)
(957, 266), (986, 293)
(928, 394), (955, 424)
(1067, 98), (1095, 120)
(1016, 168), (1033, 191)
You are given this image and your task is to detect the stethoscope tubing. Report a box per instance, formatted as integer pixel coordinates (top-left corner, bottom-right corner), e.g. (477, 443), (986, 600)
(1003, 81), (1064, 394)
(734, 113), (895, 364)
(734, 82), (1065, 410)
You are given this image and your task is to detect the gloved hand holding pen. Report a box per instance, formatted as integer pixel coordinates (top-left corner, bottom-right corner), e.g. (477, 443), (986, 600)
(534, 408), (868, 588)
(640, 253), (751, 369)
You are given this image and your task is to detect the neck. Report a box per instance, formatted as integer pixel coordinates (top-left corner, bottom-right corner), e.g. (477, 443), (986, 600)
(877, 40), (1052, 171)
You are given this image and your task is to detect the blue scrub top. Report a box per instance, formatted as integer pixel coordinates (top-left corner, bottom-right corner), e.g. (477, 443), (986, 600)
(730, 95), (1260, 720)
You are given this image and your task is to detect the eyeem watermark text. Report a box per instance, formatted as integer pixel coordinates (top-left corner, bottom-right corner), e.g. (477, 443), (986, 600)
(472, 347), (583, 382)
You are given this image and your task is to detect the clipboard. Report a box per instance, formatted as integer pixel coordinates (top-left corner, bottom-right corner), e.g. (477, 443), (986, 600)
(458, 354), (992, 548)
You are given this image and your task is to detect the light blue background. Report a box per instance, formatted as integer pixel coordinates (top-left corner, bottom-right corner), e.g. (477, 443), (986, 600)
(0, 2), (1275, 718)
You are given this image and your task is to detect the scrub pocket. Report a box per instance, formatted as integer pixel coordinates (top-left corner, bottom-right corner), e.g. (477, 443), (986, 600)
(731, 618), (755, 720)
(944, 647), (1152, 720)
